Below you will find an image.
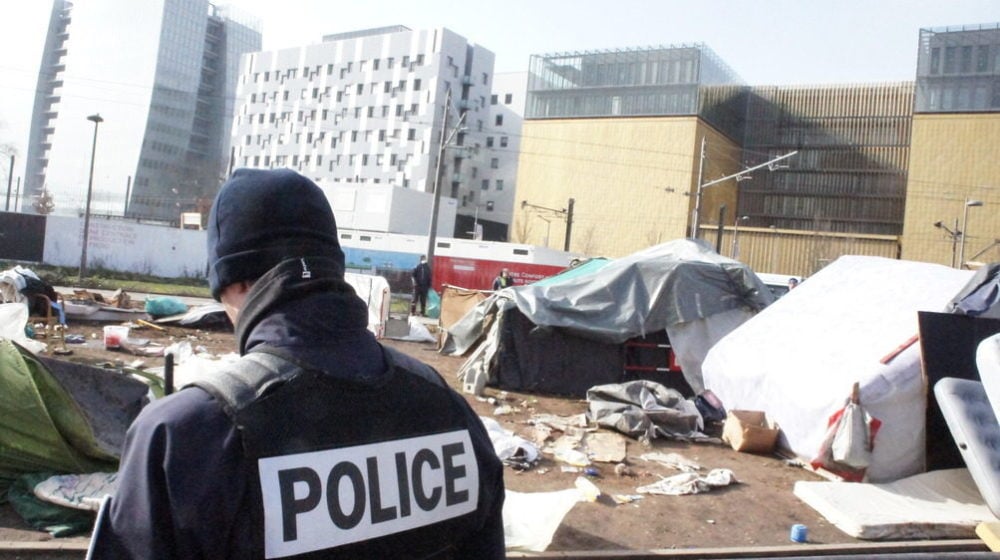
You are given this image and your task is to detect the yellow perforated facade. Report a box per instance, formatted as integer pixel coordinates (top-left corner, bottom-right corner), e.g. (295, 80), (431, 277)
(512, 117), (741, 257)
(901, 113), (1000, 267)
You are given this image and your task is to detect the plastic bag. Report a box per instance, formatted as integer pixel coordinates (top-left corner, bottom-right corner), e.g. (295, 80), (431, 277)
(811, 382), (882, 482)
(144, 297), (188, 318)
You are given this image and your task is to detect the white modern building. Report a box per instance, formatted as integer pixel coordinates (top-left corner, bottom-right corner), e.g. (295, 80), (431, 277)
(24, 0), (261, 222)
(462, 71), (527, 241)
(229, 26), (494, 237)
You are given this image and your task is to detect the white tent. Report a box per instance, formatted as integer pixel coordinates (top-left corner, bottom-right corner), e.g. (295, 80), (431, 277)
(702, 256), (973, 482)
(344, 272), (391, 339)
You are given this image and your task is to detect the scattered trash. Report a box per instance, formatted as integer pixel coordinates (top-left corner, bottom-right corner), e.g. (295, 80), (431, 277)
(583, 431), (627, 463)
(536, 468), (549, 475)
(639, 451), (702, 472)
(575, 476), (601, 502)
(584, 467), (600, 477)
(553, 448), (590, 467)
(494, 405), (516, 416)
(614, 463), (636, 478)
(611, 494), (643, 505)
(790, 523), (808, 543)
(560, 466), (581, 473)
(636, 468), (737, 496)
(707, 519), (716, 524)
(479, 417), (539, 470)
(64, 334), (86, 344)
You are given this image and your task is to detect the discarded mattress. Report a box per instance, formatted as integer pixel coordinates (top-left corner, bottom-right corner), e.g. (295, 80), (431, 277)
(935, 378), (1000, 518)
(703, 256), (973, 482)
(933, 333), (1000, 518)
(794, 468), (997, 540)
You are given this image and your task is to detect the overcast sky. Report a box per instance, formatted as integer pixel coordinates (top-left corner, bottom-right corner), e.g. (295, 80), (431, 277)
(1, 0), (997, 185)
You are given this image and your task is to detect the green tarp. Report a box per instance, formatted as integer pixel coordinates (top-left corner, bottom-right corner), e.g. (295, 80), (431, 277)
(0, 340), (122, 496)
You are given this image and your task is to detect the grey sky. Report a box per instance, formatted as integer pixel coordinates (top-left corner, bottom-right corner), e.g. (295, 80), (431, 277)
(1, 0), (997, 189)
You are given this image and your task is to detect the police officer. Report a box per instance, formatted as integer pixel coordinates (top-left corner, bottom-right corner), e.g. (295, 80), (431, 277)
(89, 169), (505, 559)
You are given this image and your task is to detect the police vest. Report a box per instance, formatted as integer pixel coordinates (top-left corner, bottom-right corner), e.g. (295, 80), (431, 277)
(190, 348), (484, 559)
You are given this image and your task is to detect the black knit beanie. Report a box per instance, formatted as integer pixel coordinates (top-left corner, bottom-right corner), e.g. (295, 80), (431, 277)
(207, 168), (345, 300)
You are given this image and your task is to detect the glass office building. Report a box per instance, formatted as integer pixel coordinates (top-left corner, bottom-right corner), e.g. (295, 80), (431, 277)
(525, 45), (746, 140)
(915, 23), (1000, 113)
(24, 0), (261, 222)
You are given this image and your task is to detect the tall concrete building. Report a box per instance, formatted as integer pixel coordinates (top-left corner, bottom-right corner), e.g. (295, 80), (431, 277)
(455, 71), (527, 241)
(229, 26), (494, 236)
(24, 0), (260, 222)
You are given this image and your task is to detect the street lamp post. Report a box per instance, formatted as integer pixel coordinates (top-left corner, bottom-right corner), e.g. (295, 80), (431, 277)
(79, 113), (103, 283)
(958, 199), (984, 269)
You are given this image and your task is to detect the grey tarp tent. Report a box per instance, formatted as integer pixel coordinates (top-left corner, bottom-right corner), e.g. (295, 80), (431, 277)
(445, 239), (773, 397)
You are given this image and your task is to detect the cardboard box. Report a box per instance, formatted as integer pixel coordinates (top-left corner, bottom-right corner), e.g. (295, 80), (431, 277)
(722, 410), (780, 454)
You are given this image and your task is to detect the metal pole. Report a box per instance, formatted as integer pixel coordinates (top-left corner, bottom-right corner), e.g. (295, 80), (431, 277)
(690, 137), (706, 238)
(958, 199), (983, 268)
(715, 204), (726, 254)
(426, 88), (452, 264)
(5, 154), (13, 211)
(13, 178), (19, 212)
(79, 114), (103, 283)
(124, 175), (131, 216)
(951, 218), (958, 268)
(564, 198), (574, 252)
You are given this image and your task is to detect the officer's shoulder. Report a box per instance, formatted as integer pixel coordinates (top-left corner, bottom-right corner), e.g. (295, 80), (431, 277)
(384, 345), (449, 389)
(130, 386), (229, 434)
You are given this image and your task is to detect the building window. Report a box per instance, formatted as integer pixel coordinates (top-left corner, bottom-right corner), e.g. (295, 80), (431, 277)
(378, 129), (386, 141)
(504, 93), (513, 104)
(373, 58), (380, 70)
(402, 55), (410, 66)
(496, 179), (504, 191)
(944, 46), (957, 74)
(398, 80), (406, 91)
(368, 106), (375, 117)
(499, 136), (508, 148)
(490, 158), (499, 169)
(976, 45), (990, 73)
(482, 73), (488, 85)
(481, 179), (489, 190)
(416, 54), (424, 65)
(351, 130), (358, 142)
(486, 137), (494, 147)
(396, 105), (403, 116)
(387, 57), (394, 69)
(327, 63), (334, 74)
(357, 83), (364, 94)
(490, 94), (498, 105)
(362, 154), (369, 166)
(413, 78), (422, 91)
(495, 115), (503, 126)
(408, 129), (416, 141)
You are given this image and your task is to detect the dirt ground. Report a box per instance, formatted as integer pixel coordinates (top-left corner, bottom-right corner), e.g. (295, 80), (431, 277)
(1, 312), (860, 554)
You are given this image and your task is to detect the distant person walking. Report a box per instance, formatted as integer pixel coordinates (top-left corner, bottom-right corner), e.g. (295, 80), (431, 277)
(411, 255), (432, 316)
(492, 268), (513, 291)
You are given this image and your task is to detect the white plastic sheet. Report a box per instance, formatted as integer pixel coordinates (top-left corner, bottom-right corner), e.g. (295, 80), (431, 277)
(703, 256), (973, 482)
(503, 489), (582, 552)
(0, 302), (47, 354)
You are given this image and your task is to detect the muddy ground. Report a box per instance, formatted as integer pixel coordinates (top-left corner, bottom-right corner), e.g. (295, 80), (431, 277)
(1, 313), (858, 555)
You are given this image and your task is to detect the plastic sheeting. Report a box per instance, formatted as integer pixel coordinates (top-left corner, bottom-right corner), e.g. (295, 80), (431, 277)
(505, 239), (772, 344)
(703, 256), (973, 482)
(445, 239), (772, 396)
(586, 380), (706, 440)
(0, 340), (122, 494)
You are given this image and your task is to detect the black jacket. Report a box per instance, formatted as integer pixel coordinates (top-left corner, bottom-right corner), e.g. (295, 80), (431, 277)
(89, 258), (505, 559)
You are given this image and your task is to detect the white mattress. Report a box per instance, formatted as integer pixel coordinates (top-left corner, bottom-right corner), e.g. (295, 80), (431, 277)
(794, 468), (997, 540)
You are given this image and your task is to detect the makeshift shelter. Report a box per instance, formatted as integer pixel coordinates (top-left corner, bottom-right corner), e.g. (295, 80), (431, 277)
(445, 239), (773, 397)
(702, 256), (974, 482)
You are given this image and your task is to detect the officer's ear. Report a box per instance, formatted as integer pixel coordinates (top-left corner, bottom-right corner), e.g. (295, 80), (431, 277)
(220, 280), (255, 322)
